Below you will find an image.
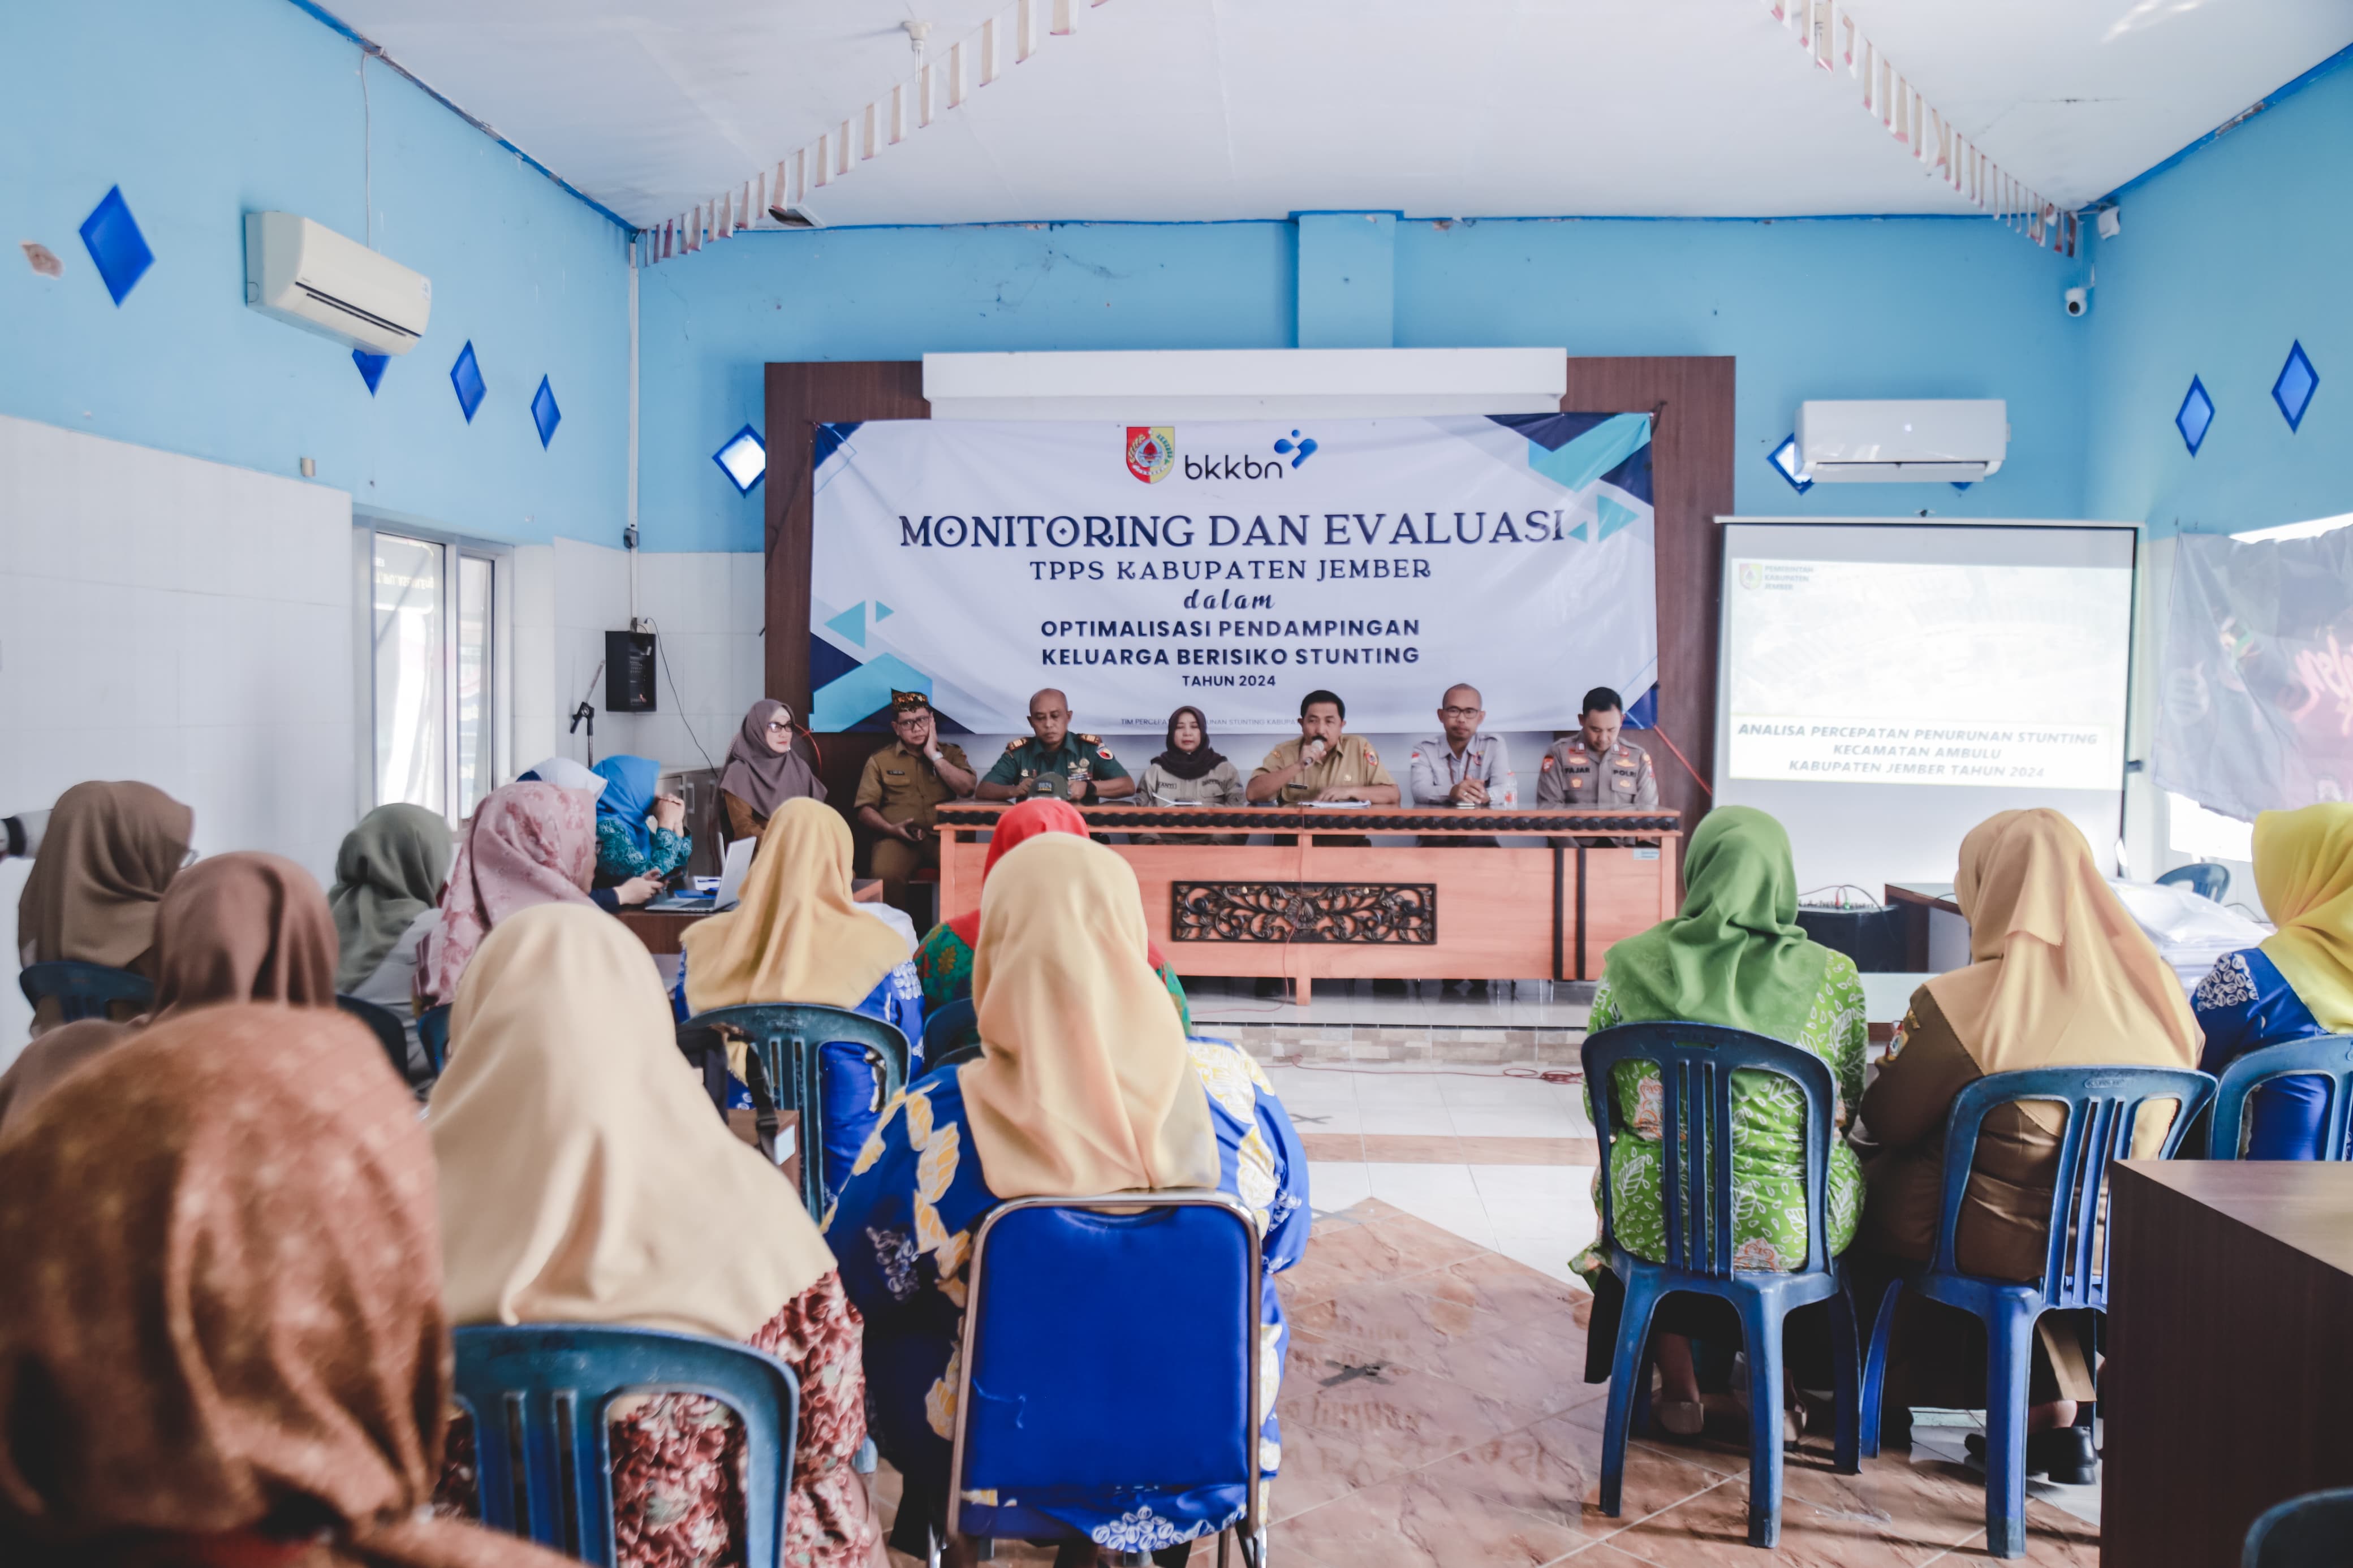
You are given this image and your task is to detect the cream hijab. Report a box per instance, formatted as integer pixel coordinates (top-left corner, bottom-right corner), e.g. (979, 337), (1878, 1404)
(680, 797), (907, 1013)
(430, 903), (834, 1339)
(1925, 809), (2201, 1074)
(958, 834), (1219, 1198)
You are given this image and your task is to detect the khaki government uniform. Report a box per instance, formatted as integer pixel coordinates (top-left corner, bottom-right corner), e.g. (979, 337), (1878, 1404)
(854, 738), (971, 900)
(1252, 733), (1395, 846)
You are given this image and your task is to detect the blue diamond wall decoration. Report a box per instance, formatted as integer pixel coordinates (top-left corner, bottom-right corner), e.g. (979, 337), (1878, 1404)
(714, 424), (767, 493)
(531, 375), (561, 448)
(449, 341), (485, 423)
(352, 351), (389, 395)
(2176, 376), (2214, 456)
(1766, 433), (1813, 494)
(2273, 342), (2319, 432)
(78, 185), (153, 305)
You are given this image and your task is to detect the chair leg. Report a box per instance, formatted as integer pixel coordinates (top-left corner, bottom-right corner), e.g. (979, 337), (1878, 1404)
(1828, 1282), (1863, 1475)
(1858, 1275), (1903, 1461)
(1736, 1297), (1788, 1549)
(1982, 1306), (2035, 1560)
(1597, 1273), (1667, 1519)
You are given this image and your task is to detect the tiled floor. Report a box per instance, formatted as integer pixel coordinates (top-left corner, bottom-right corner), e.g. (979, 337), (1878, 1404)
(1188, 977), (1594, 1029)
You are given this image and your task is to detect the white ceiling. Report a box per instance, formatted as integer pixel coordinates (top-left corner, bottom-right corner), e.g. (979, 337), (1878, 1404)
(333, 0), (2353, 229)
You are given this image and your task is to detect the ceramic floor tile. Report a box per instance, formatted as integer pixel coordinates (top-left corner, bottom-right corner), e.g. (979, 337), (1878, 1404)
(1359, 1103), (1458, 1135)
(1453, 1104), (1588, 1139)
(1303, 1160), (1371, 1216)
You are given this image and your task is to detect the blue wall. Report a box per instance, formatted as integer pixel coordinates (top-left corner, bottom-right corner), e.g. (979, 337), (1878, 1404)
(0, 0), (630, 547)
(2083, 53), (2353, 536)
(640, 212), (2091, 553)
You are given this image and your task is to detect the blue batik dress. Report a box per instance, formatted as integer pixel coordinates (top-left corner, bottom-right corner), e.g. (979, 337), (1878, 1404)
(2195, 947), (2336, 1159)
(824, 1038), (1308, 1554)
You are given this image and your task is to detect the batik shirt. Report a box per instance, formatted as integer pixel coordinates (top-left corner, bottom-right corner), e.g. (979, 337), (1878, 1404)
(824, 1039), (1308, 1554)
(594, 819), (692, 885)
(2195, 947), (2334, 1159)
(1570, 954), (1867, 1280)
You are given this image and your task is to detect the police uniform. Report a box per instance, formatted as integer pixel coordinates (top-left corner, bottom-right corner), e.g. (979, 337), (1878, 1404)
(1536, 735), (1659, 845)
(855, 725), (972, 901)
(1407, 732), (1515, 848)
(980, 733), (1132, 798)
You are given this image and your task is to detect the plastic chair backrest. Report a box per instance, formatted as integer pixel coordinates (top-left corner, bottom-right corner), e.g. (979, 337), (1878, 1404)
(2157, 862), (2231, 902)
(948, 1191), (1261, 1541)
(451, 1323), (799, 1568)
(679, 1003), (909, 1216)
(1932, 1065), (2213, 1308)
(2243, 1485), (2353, 1567)
(336, 994), (412, 1079)
(2209, 1035), (2353, 1160)
(416, 1004), (451, 1074)
(921, 996), (980, 1070)
(18, 961), (153, 1023)
(1581, 1021), (1837, 1277)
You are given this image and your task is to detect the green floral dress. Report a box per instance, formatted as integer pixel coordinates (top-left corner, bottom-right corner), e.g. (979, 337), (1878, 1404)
(1571, 953), (1867, 1281)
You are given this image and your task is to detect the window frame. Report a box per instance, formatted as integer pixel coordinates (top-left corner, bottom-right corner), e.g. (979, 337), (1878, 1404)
(353, 512), (514, 826)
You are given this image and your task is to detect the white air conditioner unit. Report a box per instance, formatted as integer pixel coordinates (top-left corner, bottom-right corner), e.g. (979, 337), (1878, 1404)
(1796, 399), (2007, 483)
(243, 212), (431, 355)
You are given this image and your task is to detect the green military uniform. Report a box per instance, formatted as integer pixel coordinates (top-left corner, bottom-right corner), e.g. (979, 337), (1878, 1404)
(980, 733), (1131, 798)
(1251, 733), (1395, 804)
(856, 735), (972, 899)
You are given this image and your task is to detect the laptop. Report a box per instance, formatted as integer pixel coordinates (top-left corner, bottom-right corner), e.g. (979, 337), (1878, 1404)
(712, 835), (757, 910)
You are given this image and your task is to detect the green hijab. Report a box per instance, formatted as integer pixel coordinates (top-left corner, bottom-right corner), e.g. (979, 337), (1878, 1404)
(1600, 805), (1831, 1040)
(327, 804), (452, 991)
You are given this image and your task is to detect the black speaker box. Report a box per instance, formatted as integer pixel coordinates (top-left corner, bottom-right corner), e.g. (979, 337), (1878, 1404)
(606, 630), (657, 713)
(1795, 906), (1904, 973)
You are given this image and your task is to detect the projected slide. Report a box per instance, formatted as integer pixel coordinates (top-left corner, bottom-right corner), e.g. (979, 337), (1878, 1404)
(1726, 557), (2133, 790)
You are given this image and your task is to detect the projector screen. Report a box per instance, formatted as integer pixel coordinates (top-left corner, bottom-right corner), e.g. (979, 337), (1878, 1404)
(1714, 521), (2137, 895)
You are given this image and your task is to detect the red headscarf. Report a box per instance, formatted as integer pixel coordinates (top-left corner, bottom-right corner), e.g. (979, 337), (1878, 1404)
(948, 799), (1165, 967)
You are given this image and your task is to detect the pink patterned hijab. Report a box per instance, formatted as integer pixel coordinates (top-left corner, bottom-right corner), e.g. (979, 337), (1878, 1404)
(418, 784), (598, 1005)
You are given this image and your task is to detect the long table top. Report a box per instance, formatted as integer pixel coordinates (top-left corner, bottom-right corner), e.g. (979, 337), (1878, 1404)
(933, 801), (1680, 835)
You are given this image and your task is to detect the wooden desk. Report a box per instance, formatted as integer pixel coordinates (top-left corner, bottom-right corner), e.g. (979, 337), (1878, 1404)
(934, 803), (1680, 998)
(618, 878), (883, 954)
(2104, 1160), (2353, 1567)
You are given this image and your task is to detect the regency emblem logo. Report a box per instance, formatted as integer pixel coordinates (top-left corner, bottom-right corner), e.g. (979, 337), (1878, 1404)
(1125, 426), (1175, 483)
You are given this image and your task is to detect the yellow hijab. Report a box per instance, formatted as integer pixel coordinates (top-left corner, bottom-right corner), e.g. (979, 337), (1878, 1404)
(680, 797), (908, 1014)
(2255, 803), (2353, 1032)
(1925, 809), (2201, 1074)
(430, 904), (834, 1339)
(957, 834), (1219, 1198)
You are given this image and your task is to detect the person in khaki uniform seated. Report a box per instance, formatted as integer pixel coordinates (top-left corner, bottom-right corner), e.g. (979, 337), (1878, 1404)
(854, 692), (975, 908)
(1537, 685), (1660, 847)
(1246, 689), (1398, 806)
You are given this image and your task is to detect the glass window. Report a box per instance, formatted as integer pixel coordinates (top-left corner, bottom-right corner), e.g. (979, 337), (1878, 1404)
(372, 534), (445, 814)
(457, 554), (494, 817)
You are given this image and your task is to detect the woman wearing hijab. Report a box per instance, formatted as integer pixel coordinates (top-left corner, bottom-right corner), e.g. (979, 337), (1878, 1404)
(676, 798), (925, 1195)
(516, 755), (606, 796)
(0, 1003), (574, 1568)
(331, 804), (453, 1063)
(15, 780), (193, 1033)
(1571, 806), (1867, 1440)
(719, 699), (826, 843)
(914, 798), (1191, 1031)
(418, 781), (601, 1007)
(1855, 808), (2201, 1480)
(590, 755), (692, 892)
(1134, 706), (1244, 844)
(0, 851), (340, 1134)
(2192, 802), (2353, 1159)
(432, 905), (885, 1568)
(826, 834), (1308, 1567)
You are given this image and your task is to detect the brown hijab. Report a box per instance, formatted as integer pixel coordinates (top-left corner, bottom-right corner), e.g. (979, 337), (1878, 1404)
(718, 699), (826, 816)
(0, 1004), (573, 1568)
(15, 780), (192, 970)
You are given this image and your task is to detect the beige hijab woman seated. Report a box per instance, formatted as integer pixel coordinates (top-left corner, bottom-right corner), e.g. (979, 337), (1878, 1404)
(1856, 808), (2201, 1467)
(430, 903), (885, 1567)
(0, 851), (339, 1135)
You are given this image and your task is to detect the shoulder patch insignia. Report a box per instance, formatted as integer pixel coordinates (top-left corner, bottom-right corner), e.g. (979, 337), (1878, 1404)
(1541, 754), (1554, 769)
(1363, 745), (1379, 765)
(1004, 740), (1022, 751)
(1077, 733), (1100, 745)
(1098, 747), (1114, 759)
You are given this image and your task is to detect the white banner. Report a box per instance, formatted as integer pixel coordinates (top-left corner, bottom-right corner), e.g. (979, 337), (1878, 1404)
(808, 415), (1657, 733)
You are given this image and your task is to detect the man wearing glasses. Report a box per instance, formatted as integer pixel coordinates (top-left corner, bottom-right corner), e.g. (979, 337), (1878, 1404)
(976, 688), (1136, 802)
(1407, 683), (1517, 814)
(855, 690), (978, 908)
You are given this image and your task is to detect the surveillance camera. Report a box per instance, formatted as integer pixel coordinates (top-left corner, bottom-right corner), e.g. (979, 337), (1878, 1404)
(2064, 287), (2088, 318)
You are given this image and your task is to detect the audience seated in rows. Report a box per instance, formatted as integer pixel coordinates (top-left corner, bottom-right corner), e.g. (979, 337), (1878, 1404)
(0, 1003), (575, 1568)
(419, 781), (601, 1007)
(826, 831), (1308, 1567)
(0, 851), (339, 1135)
(15, 780), (193, 1032)
(430, 903), (885, 1566)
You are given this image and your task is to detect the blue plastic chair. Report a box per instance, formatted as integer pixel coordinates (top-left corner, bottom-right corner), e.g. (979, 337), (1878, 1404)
(416, 1003), (451, 1074)
(1858, 1064), (2215, 1557)
(946, 1191), (1265, 1568)
(18, 960), (153, 1023)
(2243, 1485), (2353, 1567)
(336, 994), (415, 1081)
(1581, 1021), (1862, 1549)
(921, 996), (980, 1071)
(451, 1324), (799, 1567)
(679, 1003), (909, 1220)
(2209, 1036), (2353, 1160)
(2157, 861), (2231, 902)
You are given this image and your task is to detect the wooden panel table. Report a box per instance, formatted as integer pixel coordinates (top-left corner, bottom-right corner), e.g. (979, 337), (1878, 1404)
(618, 877), (884, 954)
(2104, 1160), (2353, 1567)
(934, 804), (1680, 997)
